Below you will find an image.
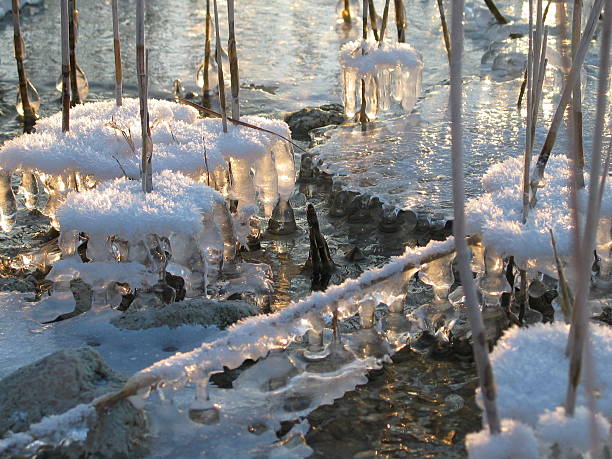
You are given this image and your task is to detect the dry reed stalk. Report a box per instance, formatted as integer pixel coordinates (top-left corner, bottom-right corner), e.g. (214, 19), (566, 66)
(393, 0), (406, 42)
(529, 0), (604, 207)
(61, 0), (70, 132)
(68, 0), (80, 105)
(227, 0), (240, 120)
(483, 0), (508, 24)
(436, 0), (451, 64)
(529, 27), (548, 153)
(449, 0), (501, 434)
(112, 0), (122, 106)
(368, 0), (379, 41)
(12, 0), (36, 125)
(136, 0), (152, 193)
(212, 0), (227, 132)
(521, 0), (534, 223)
(343, 0), (351, 23)
(202, 0), (212, 105)
(378, 0), (391, 44)
(549, 229), (573, 322)
(565, 4), (610, 450)
(570, 0), (585, 187)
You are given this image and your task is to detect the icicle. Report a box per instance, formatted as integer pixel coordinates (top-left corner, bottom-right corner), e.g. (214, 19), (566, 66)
(478, 247), (511, 308)
(377, 66), (393, 111)
(419, 252), (456, 303)
(358, 296), (377, 328)
(342, 68), (357, 117)
(228, 157), (256, 210)
(86, 234), (112, 261)
(364, 74), (378, 119)
(212, 199), (238, 267)
(594, 216), (612, 289)
(272, 141), (295, 203)
(306, 313), (326, 350)
(400, 67), (421, 112)
(0, 171), (17, 232)
(253, 149), (279, 218)
(19, 172), (39, 210)
(58, 229), (79, 257)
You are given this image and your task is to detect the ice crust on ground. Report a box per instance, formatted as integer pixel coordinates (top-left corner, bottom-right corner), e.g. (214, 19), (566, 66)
(466, 154), (612, 264)
(339, 39), (423, 118)
(57, 170), (223, 240)
(479, 322), (612, 425)
(0, 0), (43, 16)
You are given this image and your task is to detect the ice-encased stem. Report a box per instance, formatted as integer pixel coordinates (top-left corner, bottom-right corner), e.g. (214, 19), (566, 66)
(565, 2), (610, 448)
(61, 0), (71, 132)
(449, 0), (501, 434)
(111, 0), (122, 106)
(136, 0), (152, 193)
(0, 171), (17, 232)
(12, 0), (36, 126)
(212, 0), (227, 133)
(227, 0), (240, 120)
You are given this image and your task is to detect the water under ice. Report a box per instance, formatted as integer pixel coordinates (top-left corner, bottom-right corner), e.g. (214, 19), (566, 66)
(339, 39), (423, 119)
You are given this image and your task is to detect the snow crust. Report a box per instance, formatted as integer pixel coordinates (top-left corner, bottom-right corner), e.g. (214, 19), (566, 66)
(339, 39), (423, 76)
(466, 154), (612, 265)
(0, 98), (291, 182)
(57, 170), (223, 240)
(465, 419), (539, 459)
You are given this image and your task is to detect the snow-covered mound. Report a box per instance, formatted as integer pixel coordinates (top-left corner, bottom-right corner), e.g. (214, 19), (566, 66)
(339, 39), (423, 118)
(466, 154), (612, 272)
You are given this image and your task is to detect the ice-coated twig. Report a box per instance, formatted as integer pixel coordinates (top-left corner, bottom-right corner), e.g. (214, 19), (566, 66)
(12, 0), (36, 126)
(565, 1), (610, 452)
(530, 0), (604, 206)
(449, 0), (501, 434)
(227, 0), (240, 120)
(177, 97), (308, 154)
(111, 0), (122, 106)
(136, 0), (152, 192)
(212, 0), (227, 133)
(60, 0), (70, 132)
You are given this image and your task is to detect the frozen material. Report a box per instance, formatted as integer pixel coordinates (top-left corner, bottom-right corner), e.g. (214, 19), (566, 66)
(466, 154), (612, 273)
(480, 322), (612, 426)
(535, 406), (610, 455)
(465, 419), (539, 459)
(339, 39), (423, 118)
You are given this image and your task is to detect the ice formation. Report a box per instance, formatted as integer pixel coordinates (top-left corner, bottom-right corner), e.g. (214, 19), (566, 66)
(0, 98), (296, 231)
(51, 170), (237, 298)
(466, 154), (612, 280)
(0, 238), (460, 457)
(339, 39), (423, 119)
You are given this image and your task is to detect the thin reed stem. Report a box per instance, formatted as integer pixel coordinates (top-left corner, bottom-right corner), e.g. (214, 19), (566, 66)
(437, 0), (451, 64)
(227, 0), (240, 120)
(393, 0), (406, 42)
(212, 0), (227, 133)
(111, 0), (122, 106)
(450, 0), (501, 435)
(61, 0), (70, 132)
(68, 0), (80, 105)
(12, 0), (36, 126)
(136, 0), (152, 193)
(379, 0), (391, 44)
(368, 0), (379, 41)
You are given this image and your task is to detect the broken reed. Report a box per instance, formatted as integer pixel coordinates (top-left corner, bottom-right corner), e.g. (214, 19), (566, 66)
(212, 0), (228, 132)
(112, 0), (122, 106)
(136, 0), (152, 193)
(12, 0), (36, 125)
(449, 0), (501, 434)
(61, 0), (70, 132)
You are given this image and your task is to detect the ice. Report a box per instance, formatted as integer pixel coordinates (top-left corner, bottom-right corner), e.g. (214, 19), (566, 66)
(15, 79), (40, 118)
(253, 148), (279, 217)
(339, 39), (423, 119)
(0, 170), (17, 232)
(18, 172), (39, 210)
(595, 216), (611, 289)
(419, 252), (455, 303)
(478, 246), (511, 308)
(54, 64), (89, 101)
